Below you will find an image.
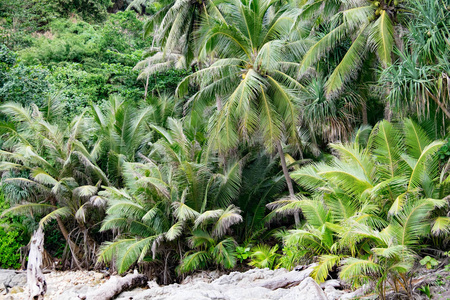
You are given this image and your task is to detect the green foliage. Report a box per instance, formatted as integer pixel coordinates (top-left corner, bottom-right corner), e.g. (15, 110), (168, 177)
(0, 44), (51, 107)
(19, 15), (145, 65)
(438, 140), (450, 160)
(2, 0), (450, 293)
(235, 246), (251, 263)
(49, 0), (112, 22)
(0, 188), (27, 269)
(0, 230), (23, 269)
(435, 274), (445, 286)
(278, 244), (308, 270)
(248, 244), (280, 270)
(420, 256), (439, 270)
(269, 119), (449, 299)
(418, 285), (432, 298)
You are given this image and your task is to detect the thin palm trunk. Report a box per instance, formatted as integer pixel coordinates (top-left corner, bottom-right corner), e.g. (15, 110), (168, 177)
(427, 90), (450, 119)
(384, 101), (392, 122)
(276, 140), (300, 226)
(362, 101), (368, 125)
(144, 62), (150, 100)
(56, 216), (83, 269)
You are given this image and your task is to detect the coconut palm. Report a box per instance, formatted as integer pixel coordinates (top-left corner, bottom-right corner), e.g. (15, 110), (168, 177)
(298, 0), (404, 95)
(129, 0), (218, 81)
(98, 116), (243, 283)
(129, 0), (209, 59)
(90, 96), (155, 186)
(178, 205), (243, 274)
(0, 101), (109, 268)
(176, 0), (313, 224)
(298, 76), (360, 143)
(338, 198), (435, 300)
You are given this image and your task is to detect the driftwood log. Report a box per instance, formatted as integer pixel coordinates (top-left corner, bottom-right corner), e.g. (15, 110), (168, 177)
(27, 227), (47, 300)
(82, 271), (148, 300)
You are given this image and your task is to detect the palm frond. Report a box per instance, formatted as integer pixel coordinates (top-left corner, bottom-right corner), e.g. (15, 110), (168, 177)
(368, 10), (394, 66)
(312, 254), (343, 283)
(39, 207), (73, 228)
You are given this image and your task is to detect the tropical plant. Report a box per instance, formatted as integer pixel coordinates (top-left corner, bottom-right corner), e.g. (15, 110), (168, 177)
(0, 100), (109, 268)
(90, 95), (154, 186)
(235, 245), (251, 263)
(129, 0), (212, 83)
(379, 0), (450, 121)
(420, 256), (439, 269)
(268, 119), (450, 298)
(298, 0), (405, 95)
(178, 205), (243, 274)
(98, 116), (243, 283)
(248, 244), (280, 269)
(176, 0), (313, 225)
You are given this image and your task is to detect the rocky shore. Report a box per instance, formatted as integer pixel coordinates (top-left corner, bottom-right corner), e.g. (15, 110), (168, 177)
(1, 265), (450, 300)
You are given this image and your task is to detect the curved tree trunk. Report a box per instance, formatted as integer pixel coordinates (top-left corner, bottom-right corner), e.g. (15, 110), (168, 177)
(276, 141), (300, 226)
(427, 90), (450, 120)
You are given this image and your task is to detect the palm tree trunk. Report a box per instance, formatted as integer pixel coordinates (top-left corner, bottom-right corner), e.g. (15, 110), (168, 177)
(276, 140), (300, 226)
(144, 62), (150, 100)
(56, 216), (83, 269)
(384, 101), (392, 122)
(362, 101), (368, 125)
(427, 91), (450, 119)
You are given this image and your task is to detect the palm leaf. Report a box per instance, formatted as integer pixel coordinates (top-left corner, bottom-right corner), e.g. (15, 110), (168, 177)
(39, 207), (73, 228)
(368, 10), (394, 66)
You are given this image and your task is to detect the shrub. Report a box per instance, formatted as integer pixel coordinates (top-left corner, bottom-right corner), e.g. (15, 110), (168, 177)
(0, 230), (23, 269)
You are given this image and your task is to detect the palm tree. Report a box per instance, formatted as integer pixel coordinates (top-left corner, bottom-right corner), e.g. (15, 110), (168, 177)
(98, 116), (243, 283)
(129, 0), (217, 82)
(268, 119), (450, 292)
(178, 205), (243, 274)
(298, 0), (403, 95)
(90, 96), (154, 186)
(176, 0), (310, 225)
(129, 0), (210, 59)
(0, 101), (109, 268)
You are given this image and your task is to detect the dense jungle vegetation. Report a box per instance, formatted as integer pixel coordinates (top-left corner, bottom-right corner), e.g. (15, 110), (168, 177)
(1, 0), (450, 298)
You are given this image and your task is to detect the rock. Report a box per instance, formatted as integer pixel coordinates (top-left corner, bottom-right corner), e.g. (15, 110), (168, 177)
(2, 272), (27, 290)
(8, 286), (24, 294)
(339, 285), (370, 300)
(320, 279), (342, 289)
(93, 273), (104, 281)
(324, 286), (345, 300)
(59, 284), (91, 300)
(212, 268), (286, 286)
(222, 286), (280, 300)
(257, 265), (316, 290)
(279, 277), (328, 300)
